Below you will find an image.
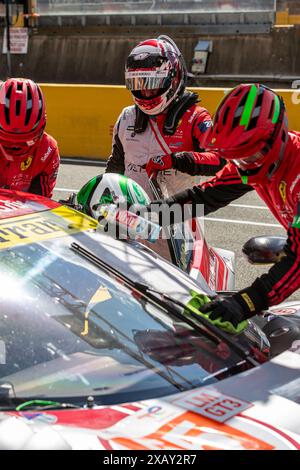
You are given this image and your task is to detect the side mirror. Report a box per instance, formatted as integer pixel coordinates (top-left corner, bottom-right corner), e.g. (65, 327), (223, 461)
(242, 236), (287, 264)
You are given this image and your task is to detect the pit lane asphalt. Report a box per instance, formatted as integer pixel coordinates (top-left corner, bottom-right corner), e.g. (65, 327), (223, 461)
(54, 162), (297, 299)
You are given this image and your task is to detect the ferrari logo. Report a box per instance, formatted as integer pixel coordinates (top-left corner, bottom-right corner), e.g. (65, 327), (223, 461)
(20, 157), (32, 171)
(279, 181), (287, 203)
(176, 118), (182, 129)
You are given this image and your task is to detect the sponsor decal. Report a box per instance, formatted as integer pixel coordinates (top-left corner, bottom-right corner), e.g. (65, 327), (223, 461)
(126, 70), (168, 78)
(169, 141), (183, 148)
(0, 206), (97, 250)
(241, 293), (255, 312)
(188, 109), (197, 124)
(135, 406), (165, 420)
(277, 205), (294, 220)
(12, 174), (30, 183)
(115, 209), (140, 230)
(20, 412), (58, 425)
(173, 129), (183, 138)
(41, 146), (53, 162)
(127, 163), (145, 174)
(103, 408), (273, 450)
(270, 306), (298, 315)
(0, 199), (27, 213)
(151, 156), (165, 167)
(173, 390), (252, 423)
(20, 156), (32, 171)
(279, 181), (287, 203)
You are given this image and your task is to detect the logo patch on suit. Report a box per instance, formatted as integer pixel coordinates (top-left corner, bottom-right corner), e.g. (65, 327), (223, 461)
(279, 181), (287, 203)
(176, 119), (182, 129)
(151, 156), (164, 167)
(198, 120), (212, 133)
(20, 157), (32, 171)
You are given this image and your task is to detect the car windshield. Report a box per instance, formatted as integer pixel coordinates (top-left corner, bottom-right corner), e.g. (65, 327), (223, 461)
(0, 219), (244, 406)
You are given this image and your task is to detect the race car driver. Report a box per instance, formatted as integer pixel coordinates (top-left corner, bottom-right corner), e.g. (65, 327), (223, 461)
(0, 78), (60, 198)
(146, 83), (300, 330)
(106, 35), (225, 199)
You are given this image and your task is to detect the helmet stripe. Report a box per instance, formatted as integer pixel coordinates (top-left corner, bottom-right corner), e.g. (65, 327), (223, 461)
(272, 94), (280, 124)
(239, 84), (258, 129)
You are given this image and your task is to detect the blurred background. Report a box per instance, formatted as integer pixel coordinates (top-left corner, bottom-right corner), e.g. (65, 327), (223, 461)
(0, 0), (298, 159)
(0, 1), (298, 87)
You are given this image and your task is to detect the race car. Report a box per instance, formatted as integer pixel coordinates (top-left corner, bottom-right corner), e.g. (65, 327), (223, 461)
(0, 179), (299, 450)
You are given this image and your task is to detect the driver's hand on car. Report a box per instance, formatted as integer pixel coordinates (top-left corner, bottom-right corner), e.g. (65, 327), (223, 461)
(146, 154), (174, 177)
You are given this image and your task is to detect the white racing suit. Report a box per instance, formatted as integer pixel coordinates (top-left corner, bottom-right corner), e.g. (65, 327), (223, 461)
(106, 92), (225, 260)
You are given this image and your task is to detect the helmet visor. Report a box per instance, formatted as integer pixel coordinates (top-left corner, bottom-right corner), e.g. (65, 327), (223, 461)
(125, 70), (170, 91)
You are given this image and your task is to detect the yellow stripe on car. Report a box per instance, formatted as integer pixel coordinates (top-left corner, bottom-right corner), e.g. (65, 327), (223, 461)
(0, 206), (98, 250)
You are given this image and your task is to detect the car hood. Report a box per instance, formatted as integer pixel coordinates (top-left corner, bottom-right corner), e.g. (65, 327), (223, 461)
(0, 350), (299, 450)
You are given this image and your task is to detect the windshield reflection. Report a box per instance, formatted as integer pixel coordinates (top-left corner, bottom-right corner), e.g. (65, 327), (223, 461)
(0, 231), (243, 404)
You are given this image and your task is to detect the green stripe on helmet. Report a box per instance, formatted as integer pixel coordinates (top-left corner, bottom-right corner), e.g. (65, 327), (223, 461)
(272, 94), (280, 124)
(292, 216), (300, 229)
(241, 175), (248, 184)
(76, 176), (99, 208)
(129, 180), (149, 205)
(118, 175), (150, 206)
(239, 84), (258, 129)
(118, 175), (130, 201)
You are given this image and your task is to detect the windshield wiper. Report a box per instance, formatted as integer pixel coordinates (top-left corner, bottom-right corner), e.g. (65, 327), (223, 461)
(70, 242), (259, 367)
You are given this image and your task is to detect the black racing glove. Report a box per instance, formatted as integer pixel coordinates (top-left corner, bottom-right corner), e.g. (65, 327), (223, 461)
(201, 282), (269, 328)
(201, 296), (250, 328)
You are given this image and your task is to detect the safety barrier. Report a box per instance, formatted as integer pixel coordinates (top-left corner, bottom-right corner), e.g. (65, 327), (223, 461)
(276, 9), (300, 24)
(40, 84), (300, 160)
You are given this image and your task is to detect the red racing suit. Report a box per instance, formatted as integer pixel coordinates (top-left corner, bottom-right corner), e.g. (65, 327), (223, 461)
(168, 131), (300, 311)
(106, 91), (225, 199)
(0, 132), (60, 198)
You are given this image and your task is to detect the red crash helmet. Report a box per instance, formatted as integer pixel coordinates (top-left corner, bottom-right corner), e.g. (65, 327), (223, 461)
(205, 84), (289, 182)
(125, 35), (187, 116)
(0, 78), (46, 158)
